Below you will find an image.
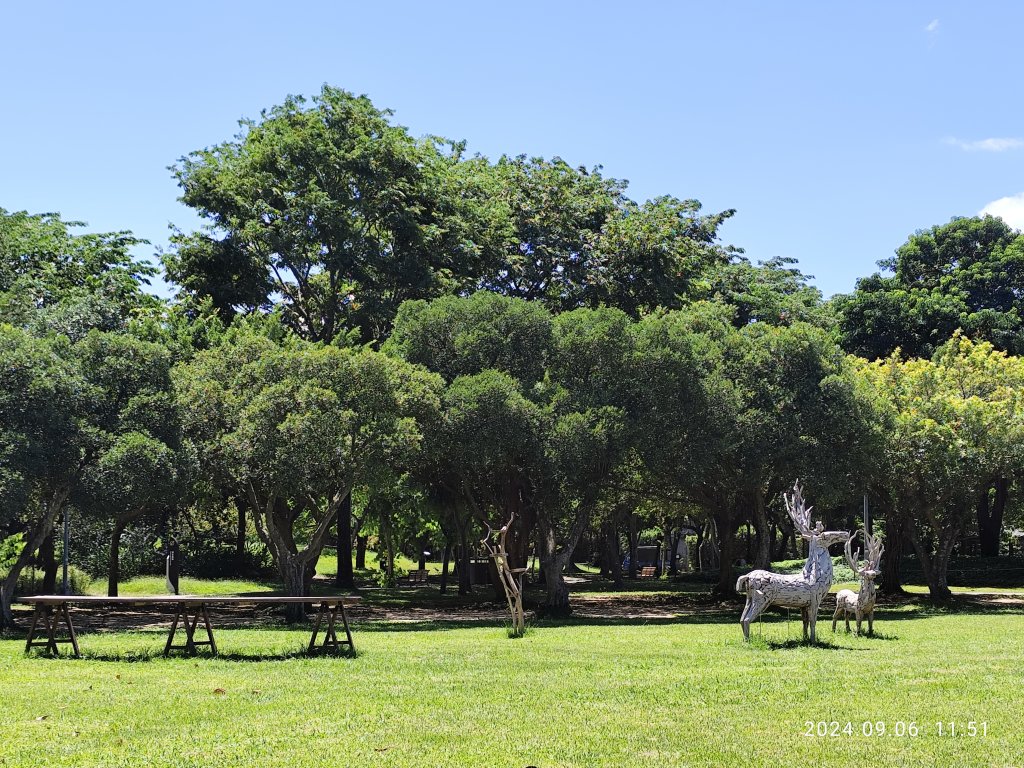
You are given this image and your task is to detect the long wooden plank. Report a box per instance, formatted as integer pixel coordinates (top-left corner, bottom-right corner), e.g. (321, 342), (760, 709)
(20, 595), (361, 605)
(21, 596), (360, 659)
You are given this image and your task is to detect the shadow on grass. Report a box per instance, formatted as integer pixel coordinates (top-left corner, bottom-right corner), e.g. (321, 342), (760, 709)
(28, 644), (359, 663)
(761, 637), (872, 651)
(344, 582), (1024, 620)
(828, 628), (900, 641)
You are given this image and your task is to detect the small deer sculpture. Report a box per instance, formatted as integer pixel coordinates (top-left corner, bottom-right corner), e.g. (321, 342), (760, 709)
(736, 482), (850, 642)
(832, 530), (883, 636)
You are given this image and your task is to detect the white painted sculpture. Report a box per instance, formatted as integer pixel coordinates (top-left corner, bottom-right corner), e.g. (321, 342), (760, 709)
(736, 482), (850, 642)
(832, 530), (883, 636)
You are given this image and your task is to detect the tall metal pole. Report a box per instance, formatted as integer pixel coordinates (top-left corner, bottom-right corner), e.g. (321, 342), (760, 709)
(863, 493), (871, 536)
(61, 509), (70, 594)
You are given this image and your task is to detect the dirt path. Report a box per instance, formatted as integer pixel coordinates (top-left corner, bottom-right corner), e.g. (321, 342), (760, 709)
(9, 589), (1021, 634)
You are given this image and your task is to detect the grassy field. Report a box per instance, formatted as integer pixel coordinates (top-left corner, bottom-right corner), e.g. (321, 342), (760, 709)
(2, 602), (1022, 767)
(315, 549), (435, 578)
(85, 575), (276, 596)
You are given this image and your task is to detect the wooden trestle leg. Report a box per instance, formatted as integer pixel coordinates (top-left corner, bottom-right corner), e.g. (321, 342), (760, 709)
(307, 601), (355, 655)
(164, 603), (217, 657)
(25, 603), (80, 658)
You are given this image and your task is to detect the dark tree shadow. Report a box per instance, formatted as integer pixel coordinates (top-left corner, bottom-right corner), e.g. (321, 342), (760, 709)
(35, 644), (359, 663)
(762, 637), (872, 651)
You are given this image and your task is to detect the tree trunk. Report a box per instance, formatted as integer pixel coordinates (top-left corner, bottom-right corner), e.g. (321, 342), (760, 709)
(303, 558), (318, 597)
(928, 533), (957, 600)
(355, 535), (367, 570)
(380, 511), (395, 582)
(539, 552), (571, 616)
(713, 508), (738, 595)
(605, 521), (623, 588)
(107, 517), (131, 597)
(907, 520), (956, 600)
(666, 529), (676, 576)
(536, 499), (592, 616)
(247, 487), (344, 622)
(627, 513), (639, 579)
(40, 532), (58, 594)
(752, 490), (771, 570)
(502, 487), (534, 571)
(537, 514), (573, 616)
(772, 518), (790, 561)
(335, 491), (354, 589)
(439, 539), (452, 594)
(694, 522), (705, 572)
(280, 556), (308, 623)
(880, 511), (906, 594)
(235, 495), (247, 562)
(0, 484), (71, 629)
(977, 479), (1009, 558)
(599, 525), (611, 578)
(457, 525), (472, 595)
(486, 555), (506, 601)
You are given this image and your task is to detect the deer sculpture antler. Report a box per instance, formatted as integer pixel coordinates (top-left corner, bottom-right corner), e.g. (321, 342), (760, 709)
(844, 536), (863, 576)
(866, 531), (884, 572)
(844, 530), (884, 576)
(783, 480), (821, 540)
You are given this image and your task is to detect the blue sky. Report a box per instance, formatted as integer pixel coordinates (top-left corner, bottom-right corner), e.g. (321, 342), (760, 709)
(2, 1), (1023, 298)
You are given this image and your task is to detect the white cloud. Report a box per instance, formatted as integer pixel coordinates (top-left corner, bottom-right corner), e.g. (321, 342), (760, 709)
(944, 136), (1024, 152)
(925, 19), (939, 33)
(980, 193), (1024, 231)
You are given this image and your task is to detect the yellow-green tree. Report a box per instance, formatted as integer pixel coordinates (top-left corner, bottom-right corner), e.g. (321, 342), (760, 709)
(858, 334), (1024, 598)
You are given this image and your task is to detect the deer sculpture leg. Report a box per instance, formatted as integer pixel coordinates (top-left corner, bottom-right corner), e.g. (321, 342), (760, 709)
(740, 591), (768, 641)
(808, 598), (820, 643)
(867, 610), (874, 635)
(831, 603), (841, 632)
(800, 608), (809, 640)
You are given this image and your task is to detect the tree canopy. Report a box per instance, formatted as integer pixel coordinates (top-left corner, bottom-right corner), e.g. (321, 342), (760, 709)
(8, 83), (1024, 628)
(835, 216), (1024, 359)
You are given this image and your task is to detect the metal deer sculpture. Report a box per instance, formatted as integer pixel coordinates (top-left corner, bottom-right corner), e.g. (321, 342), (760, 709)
(832, 530), (883, 636)
(736, 482), (850, 642)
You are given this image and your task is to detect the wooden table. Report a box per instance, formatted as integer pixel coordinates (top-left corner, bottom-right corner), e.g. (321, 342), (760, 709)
(19, 595), (361, 658)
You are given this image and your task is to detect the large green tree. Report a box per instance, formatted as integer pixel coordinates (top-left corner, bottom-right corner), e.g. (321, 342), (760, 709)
(389, 294), (640, 613)
(837, 216), (1024, 557)
(858, 335), (1024, 598)
(167, 86), (498, 343)
(475, 156), (736, 316)
(0, 208), (159, 340)
(176, 323), (441, 616)
(0, 329), (177, 626)
(388, 293), (553, 593)
(835, 216), (1024, 360)
(629, 303), (875, 593)
(0, 328), (79, 627)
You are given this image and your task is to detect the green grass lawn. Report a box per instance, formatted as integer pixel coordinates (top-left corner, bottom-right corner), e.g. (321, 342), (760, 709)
(86, 575), (276, 596)
(2, 605), (1022, 767)
(315, 549), (444, 577)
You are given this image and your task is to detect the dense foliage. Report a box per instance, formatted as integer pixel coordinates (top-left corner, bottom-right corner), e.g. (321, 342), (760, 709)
(4, 87), (1024, 627)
